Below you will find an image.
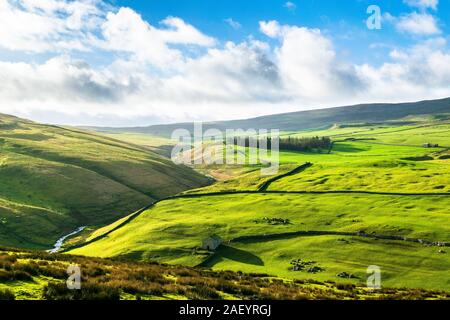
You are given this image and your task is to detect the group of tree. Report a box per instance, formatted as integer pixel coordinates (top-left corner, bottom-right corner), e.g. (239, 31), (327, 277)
(231, 136), (332, 152)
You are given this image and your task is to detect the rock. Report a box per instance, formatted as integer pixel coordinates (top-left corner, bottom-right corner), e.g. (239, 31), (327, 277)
(337, 272), (357, 279)
(307, 266), (323, 273)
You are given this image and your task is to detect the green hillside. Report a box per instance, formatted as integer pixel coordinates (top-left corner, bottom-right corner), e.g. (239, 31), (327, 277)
(0, 114), (211, 250)
(70, 119), (450, 291)
(91, 97), (450, 137)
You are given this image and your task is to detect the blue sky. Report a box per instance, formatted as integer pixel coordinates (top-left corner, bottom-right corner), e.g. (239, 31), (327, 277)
(0, 0), (449, 126)
(110, 0), (449, 64)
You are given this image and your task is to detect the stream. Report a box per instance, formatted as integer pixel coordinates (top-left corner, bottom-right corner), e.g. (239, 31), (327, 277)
(47, 226), (86, 253)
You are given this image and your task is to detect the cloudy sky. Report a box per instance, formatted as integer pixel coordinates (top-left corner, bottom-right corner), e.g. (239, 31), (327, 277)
(0, 0), (449, 126)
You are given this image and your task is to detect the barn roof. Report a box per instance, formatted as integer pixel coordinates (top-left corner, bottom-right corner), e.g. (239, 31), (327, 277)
(206, 235), (222, 241)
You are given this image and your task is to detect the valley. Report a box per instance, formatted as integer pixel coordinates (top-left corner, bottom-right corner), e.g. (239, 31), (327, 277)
(70, 114), (450, 292)
(1, 100), (450, 299)
(0, 114), (211, 250)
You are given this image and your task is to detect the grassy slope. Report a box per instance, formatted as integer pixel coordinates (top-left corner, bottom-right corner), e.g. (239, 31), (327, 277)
(70, 193), (450, 291)
(70, 121), (450, 291)
(271, 121), (450, 192)
(270, 145), (449, 193)
(0, 114), (210, 250)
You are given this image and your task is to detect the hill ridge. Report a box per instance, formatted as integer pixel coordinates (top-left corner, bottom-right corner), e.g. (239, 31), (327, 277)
(88, 97), (450, 137)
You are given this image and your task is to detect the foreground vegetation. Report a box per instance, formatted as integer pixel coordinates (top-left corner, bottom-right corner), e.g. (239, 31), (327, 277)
(1, 248), (448, 300)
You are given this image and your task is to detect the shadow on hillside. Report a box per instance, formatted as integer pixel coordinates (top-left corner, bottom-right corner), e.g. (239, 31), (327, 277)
(332, 143), (367, 153)
(150, 144), (174, 158)
(215, 245), (264, 266)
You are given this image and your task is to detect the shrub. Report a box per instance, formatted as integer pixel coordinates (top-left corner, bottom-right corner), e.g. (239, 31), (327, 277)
(336, 283), (356, 291)
(186, 286), (222, 300)
(43, 282), (121, 300)
(0, 289), (15, 300)
(0, 269), (33, 282)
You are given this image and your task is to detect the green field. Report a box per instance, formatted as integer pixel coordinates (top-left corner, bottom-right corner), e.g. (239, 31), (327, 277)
(70, 120), (450, 291)
(70, 192), (450, 290)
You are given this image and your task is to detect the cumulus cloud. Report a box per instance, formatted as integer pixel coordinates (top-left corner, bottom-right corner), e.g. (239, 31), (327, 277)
(0, 56), (136, 104)
(259, 21), (363, 102)
(356, 37), (450, 101)
(403, 0), (439, 10)
(259, 20), (282, 38)
(395, 12), (441, 35)
(158, 16), (217, 46)
(1, 1), (450, 126)
(0, 41), (287, 125)
(99, 8), (216, 68)
(0, 0), (105, 52)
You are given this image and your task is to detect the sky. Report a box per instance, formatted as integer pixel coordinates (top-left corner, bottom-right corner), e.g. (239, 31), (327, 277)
(0, 0), (449, 126)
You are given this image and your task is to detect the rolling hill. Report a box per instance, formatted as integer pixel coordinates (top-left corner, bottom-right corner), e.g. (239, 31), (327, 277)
(0, 114), (211, 250)
(91, 97), (450, 137)
(70, 118), (450, 291)
(2, 97), (449, 293)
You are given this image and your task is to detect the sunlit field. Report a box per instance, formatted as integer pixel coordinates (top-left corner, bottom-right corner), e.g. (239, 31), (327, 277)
(69, 121), (450, 292)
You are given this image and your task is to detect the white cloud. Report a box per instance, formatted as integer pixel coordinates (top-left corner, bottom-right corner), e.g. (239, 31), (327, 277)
(356, 38), (450, 102)
(159, 16), (216, 46)
(99, 8), (215, 68)
(0, 1), (215, 66)
(224, 18), (241, 30)
(259, 21), (282, 38)
(403, 0), (439, 10)
(0, 56), (134, 105)
(1, 2), (450, 126)
(0, 0), (104, 52)
(0, 42), (287, 125)
(396, 12), (441, 35)
(260, 21), (363, 103)
(284, 2), (297, 11)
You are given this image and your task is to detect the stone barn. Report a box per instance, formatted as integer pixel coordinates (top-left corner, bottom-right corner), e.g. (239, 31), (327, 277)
(202, 235), (222, 251)
(423, 143), (440, 148)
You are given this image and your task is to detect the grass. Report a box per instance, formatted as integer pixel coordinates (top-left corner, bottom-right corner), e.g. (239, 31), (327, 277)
(92, 132), (176, 157)
(69, 193), (450, 290)
(206, 236), (450, 291)
(70, 120), (450, 292)
(269, 156), (450, 193)
(273, 127), (450, 193)
(0, 114), (211, 250)
(286, 121), (450, 147)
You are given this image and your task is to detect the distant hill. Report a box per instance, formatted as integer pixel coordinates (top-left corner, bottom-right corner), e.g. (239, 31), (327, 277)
(93, 97), (450, 137)
(0, 114), (211, 249)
